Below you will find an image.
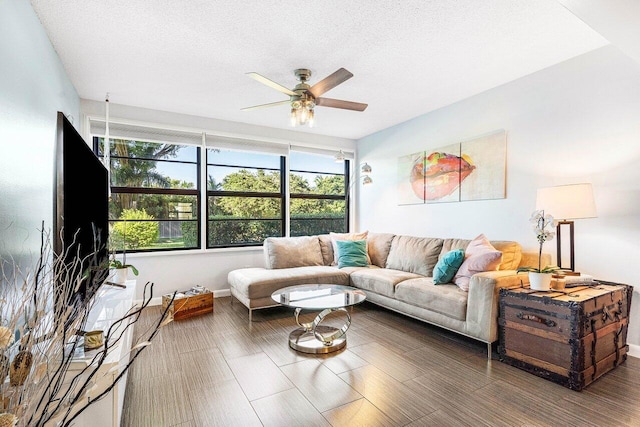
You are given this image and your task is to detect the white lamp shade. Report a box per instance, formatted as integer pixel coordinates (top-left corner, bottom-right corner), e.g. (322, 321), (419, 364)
(536, 183), (597, 220)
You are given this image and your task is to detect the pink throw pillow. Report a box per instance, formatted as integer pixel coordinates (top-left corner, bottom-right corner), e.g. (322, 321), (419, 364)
(453, 234), (503, 291)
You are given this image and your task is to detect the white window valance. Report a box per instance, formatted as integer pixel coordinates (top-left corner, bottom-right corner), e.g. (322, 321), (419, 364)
(89, 119), (203, 146)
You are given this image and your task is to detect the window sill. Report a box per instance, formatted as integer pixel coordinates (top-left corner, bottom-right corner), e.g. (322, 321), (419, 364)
(125, 245), (263, 259)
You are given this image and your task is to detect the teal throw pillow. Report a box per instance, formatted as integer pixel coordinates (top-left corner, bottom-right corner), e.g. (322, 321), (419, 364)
(336, 239), (369, 268)
(433, 249), (465, 284)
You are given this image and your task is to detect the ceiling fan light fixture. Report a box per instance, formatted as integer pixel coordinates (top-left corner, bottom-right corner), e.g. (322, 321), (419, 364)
(307, 108), (314, 127)
(289, 108), (297, 127)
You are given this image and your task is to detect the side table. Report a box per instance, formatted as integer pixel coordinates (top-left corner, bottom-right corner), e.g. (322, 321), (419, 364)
(498, 280), (632, 390)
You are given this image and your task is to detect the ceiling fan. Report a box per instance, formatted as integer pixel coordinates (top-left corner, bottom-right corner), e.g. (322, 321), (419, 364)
(241, 68), (368, 127)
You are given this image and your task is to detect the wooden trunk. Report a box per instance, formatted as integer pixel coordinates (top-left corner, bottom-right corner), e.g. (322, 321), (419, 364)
(162, 291), (214, 321)
(498, 281), (632, 391)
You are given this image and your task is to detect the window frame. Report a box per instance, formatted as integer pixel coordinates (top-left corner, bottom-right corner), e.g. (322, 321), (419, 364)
(93, 137), (202, 253)
(289, 158), (350, 236)
(205, 153), (286, 248)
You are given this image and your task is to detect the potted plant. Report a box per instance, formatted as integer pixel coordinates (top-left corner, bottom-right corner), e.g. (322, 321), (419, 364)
(109, 258), (139, 284)
(517, 210), (559, 290)
(109, 218), (139, 284)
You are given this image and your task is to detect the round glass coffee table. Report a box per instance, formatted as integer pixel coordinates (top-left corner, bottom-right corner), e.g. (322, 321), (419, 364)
(271, 284), (366, 354)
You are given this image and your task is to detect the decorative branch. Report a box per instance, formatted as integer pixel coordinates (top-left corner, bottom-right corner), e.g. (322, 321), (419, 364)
(0, 227), (173, 427)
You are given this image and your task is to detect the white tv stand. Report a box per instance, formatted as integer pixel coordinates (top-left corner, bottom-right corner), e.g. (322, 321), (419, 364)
(47, 280), (137, 427)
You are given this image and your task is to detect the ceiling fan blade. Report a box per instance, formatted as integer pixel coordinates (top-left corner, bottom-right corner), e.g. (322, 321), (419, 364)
(241, 100), (290, 111)
(246, 72), (297, 96)
(316, 97), (368, 112)
(308, 68), (353, 98)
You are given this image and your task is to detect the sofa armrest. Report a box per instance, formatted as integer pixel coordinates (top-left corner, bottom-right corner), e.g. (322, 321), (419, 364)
(464, 270), (528, 343)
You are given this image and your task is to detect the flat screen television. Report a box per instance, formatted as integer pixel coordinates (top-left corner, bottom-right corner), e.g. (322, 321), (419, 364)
(53, 112), (109, 309)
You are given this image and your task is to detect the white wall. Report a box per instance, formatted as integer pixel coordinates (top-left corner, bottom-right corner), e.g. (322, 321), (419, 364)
(0, 0), (80, 261)
(356, 45), (640, 348)
(81, 100), (356, 299)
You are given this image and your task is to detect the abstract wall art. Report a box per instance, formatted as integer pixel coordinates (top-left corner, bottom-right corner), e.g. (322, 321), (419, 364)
(397, 130), (506, 205)
(397, 151), (425, 205)
(460, 131), (506, 201)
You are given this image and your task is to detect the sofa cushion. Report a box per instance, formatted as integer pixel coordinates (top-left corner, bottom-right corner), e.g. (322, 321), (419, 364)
(491, 241), (522, 270)
(453, 234), (502, 291)
(318, 234), (335, 266)
(440, 238), (471, 255)
(441, 238), (521, 271)
(336, 240), (369, 268)
(385, 235), (444, 277)
(350, 268), (422, 298)
(263, 236), (323, 269)
(367, 232), (395, 268)
(395, 278), (468, 321)
(330, 231), (370, 265)
(433, 249), (465, 284)
(228, 266), (350, 300)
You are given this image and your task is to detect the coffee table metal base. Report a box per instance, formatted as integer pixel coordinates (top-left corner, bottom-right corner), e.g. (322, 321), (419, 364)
(289, 307), (351, 354)
(288, 326), (346, 354)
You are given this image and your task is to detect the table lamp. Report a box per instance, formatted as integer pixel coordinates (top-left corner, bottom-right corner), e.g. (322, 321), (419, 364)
(536, 183), (597, 273)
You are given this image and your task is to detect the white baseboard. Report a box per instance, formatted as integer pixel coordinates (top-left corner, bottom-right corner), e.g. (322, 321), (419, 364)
(214, 289), (231, 298)
(628, 343), (640, 359)
(140, 289), (231, 307)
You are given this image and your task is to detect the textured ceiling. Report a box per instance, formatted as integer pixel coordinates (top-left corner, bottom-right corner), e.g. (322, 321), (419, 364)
(30, 0), (608, 140)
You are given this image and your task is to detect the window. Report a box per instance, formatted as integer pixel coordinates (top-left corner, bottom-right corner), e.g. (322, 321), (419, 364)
(91, 119), (352, 252)
(206, 149), (284, 247)
(289, 152), (349, 236)
(95, 138), (200, 251)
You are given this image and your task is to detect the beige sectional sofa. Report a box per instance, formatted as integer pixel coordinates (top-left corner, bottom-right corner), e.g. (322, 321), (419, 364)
(228, 232), (549, 356)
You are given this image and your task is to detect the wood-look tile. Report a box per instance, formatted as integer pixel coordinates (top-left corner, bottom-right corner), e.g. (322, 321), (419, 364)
(178, 347), (235, 390)
(456, 352), (575, 402)
(123, 298), (640, 427)
(189, 379), (262, 427)
(338, 364), (435, 425)
(404, 346), (492, 391)
(319, 348), (369, 375)
(121, 371), (193, 427)
(162, 323), (218, 354)
(349, 341), (426, 382)
(280, 359), (362, 412)
(127, 330), (181, 382)
(226, 352), (294, 401)
(215, 329), (264, 359)
(407, 377), (520, 427)
(322, 398), (396, 427)
(258, 334), (313, 366)
(362, 322), (430, 353)
(562, 384), (640, 426)
(471, 379), (616, 427)
(251, 388), (330, 427)
(405, 409), (480, 427)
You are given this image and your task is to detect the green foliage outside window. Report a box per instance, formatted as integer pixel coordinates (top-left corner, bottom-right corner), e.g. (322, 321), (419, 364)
(111, 209), (159, 250)
(101, 137), (348, 249)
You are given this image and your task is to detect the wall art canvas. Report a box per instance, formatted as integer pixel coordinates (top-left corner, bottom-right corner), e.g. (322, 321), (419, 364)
(424, 144), (464, 204)
(460, 130), (506, 201)
(397, 151), (425, 205)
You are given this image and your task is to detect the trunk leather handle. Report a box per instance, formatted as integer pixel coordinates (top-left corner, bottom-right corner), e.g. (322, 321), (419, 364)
(516, 312), (557, 327)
